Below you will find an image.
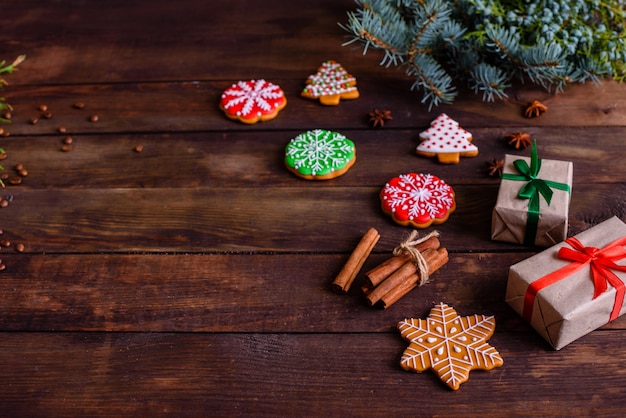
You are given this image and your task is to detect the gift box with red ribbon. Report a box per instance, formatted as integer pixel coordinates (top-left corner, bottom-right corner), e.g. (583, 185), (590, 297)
(491, 142), (573, 247)
(506, 216), (626, 349)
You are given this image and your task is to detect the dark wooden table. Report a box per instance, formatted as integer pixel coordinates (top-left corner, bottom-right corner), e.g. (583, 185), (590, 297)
(1, 1), (626, 416)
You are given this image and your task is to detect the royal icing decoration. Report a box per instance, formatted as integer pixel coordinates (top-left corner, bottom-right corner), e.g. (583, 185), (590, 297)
(220, 79), (286, 123)
(380, 173), (455, 227)
(301, 60), (359, 105)
(416, 114), (478, 164)
(285, 129), (356, 179)
(397, 303), (504, 390)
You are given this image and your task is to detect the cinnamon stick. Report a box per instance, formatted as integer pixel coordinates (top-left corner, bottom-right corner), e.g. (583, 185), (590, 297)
(378, 273), (418, 309)
(365, 259), (416, 306)
(363, 236), (440, 289)
(365, 247), (448, 306)
(378, 248), (449, 309)
(362, 255), (408, 291)
(331, 227), (380, 294)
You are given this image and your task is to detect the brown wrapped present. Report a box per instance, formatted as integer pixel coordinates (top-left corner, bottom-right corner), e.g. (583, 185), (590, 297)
(491, 142), (572, 247)
(506, 216), (626, 350)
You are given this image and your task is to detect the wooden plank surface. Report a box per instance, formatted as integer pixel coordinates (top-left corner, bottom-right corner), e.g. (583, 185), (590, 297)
(2, 332), (626, 417)
(1, 0), (626, 416)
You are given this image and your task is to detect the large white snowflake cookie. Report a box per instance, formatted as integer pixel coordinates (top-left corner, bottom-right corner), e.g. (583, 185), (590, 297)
(219, 79), (287, 124)
(398, 303), (504, 390)
(285, 129), (356, 180)
(380, 173), (455, 228)
(416, 113), (478, 164)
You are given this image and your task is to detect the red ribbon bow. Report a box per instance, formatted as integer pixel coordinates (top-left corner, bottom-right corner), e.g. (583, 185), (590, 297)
(523, 236), (626, 323)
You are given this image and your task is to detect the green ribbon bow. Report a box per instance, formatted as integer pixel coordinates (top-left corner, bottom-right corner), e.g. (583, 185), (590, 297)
(501, 141), (570, 245)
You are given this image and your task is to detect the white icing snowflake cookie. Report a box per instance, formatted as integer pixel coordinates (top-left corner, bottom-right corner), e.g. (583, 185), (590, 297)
(219, 79), (287, 124)
(416, 113), (478, 164)
(380, 173), (456, 228)
(398, 303), (504, 390)
(285, 129), (356, 180)
(301, 60), (359, 106)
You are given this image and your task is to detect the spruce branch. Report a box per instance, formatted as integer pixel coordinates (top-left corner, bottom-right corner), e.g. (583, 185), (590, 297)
(341, 0), (626, 108)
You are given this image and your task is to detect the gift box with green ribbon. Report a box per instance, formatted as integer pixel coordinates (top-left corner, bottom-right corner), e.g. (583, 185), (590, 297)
(491, 142), (572, 247)
(506, 216), (626, 350)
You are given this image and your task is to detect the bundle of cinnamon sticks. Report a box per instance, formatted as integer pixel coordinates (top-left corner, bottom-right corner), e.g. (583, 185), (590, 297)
(331, 228), (448, 308)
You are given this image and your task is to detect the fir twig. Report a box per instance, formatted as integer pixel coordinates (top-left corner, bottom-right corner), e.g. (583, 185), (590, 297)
(341, 0), (626, 108)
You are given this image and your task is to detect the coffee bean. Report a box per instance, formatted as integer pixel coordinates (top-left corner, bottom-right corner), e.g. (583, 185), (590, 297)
(0, 173), (8, 180)
(73, 102), (85, 109)
(8, 177), (21, 185)
(63, 136), (73, 145)
(18, 168), (28, 177)
(88, 114), (99, 122)
(15, 243), (25, 253)
(42, 111), (53, 119)
(38, 104), (48, 112)
(0, 152), (7, 160)
(14, 163), (24, 171)
(57, 126), (67, 133)
(61, 144), (72, 152)
(1, 240), (11, 247)
(0, 199), (8, 208)
(3, 111), (11, 120)
(0, 263), (6, 271)
(30, 117), (39, 125)
(1, 131), (9, 137)
(134, 144), (144, 153)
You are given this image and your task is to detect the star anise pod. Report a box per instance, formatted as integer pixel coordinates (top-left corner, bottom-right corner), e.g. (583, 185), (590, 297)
(524, 100), (547, 118)
(368, 108), (392, 128)
(504, 131), (533, 149)
(486, 158), (504, 177)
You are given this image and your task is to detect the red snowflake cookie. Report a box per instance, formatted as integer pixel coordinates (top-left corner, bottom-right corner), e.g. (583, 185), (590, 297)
(220, 79), (287, 124)
(416, 113), (478, 164)
(380, 173), (456, 228)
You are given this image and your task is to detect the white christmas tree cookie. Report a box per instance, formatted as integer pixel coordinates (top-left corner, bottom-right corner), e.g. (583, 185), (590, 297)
(285, 129), (356, 180)
(219, 79), (287, 124)
(301, 60), (359, 106)
(416, 113), (478, 164)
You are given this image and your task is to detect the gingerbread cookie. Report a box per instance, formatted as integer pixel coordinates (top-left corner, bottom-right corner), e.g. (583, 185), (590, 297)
(416, 113), (478, 164)
(380, 173), (455, 228)
(398, 303), (504, 390)
(285, 129), (356, 180)
(301, 60), (359, 105)
(220, 79), (287, 124)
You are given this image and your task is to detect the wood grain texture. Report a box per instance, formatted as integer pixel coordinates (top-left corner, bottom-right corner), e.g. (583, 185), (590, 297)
(1, 332), (626, 417)
(0, 184), (623, 253)
(1, 127), (625, 188)
(1, 0), (626, 415)
(1, 251), (624, 333)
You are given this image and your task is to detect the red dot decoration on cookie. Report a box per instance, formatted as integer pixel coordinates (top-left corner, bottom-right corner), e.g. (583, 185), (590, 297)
(416, 114), (478, 164)
(220, 79), (287, 124)
(380, 173), (456, 228)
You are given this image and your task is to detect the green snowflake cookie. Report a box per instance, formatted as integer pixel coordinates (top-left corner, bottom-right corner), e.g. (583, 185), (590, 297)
(285, 129), (356, 180)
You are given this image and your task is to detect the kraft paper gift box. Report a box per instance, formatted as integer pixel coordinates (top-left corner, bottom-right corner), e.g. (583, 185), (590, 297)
(491, 142), (573, 247)
(506, 216), (626, 350)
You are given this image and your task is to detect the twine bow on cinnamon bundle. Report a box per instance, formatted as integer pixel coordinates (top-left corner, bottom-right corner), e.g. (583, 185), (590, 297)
(363, 230), (448, 309)
(331, 228), (448, 309)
